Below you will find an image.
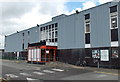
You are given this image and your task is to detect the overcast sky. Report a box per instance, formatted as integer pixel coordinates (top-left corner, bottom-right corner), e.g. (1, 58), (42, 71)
(0, 0), (113, 49)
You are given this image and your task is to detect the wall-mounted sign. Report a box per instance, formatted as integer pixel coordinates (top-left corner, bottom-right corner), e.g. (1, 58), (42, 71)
(100, 50), (109, 61)
(46, 50), (49, 54)
(92, 50), (100, 58)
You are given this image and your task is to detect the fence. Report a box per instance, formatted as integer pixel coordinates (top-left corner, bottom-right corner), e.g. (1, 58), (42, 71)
(2, 51), (28, 60)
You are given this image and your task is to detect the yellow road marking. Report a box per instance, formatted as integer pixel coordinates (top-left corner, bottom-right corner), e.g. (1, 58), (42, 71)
(94, 71), (118, 76)
(71, 65), (84, 69)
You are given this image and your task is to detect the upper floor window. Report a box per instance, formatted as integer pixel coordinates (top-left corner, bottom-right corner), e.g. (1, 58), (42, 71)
(110, 5), (118, 29)
(28, 31), (30, 35)
(40, 27), (43, 31)
(52, 24), (54, 28)
(85, 14), (90, 20)
(111, 29), (118, 41)
(85, 21), (90, 33)
(49, 25), (51, 29)
(84, 13), (90, 44)
(85, 13), (90, 33)
(55, 23), (58, 27)
(46, 26), (48, 30)
(85, 33), (90, 44)
(110, 5), (117, 13)
(43, 27), (45, 31)
(22, 33), (24, 36)
(111, 15), (118, 29)
(55, 31), (58, 37)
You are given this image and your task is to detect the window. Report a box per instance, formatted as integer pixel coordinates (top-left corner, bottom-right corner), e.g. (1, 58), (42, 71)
(49, 39), (51, 42)
(85, 21), (90, 33)
(110, 5), (118, 42)
(52, 28), (54, 31)
(55, 38), (58, 42)
(49, 32), (51, 39)
(85, 33), (90, 44)
(28, 31), (30, 35)
(40, 27), (43, 31)
(55, 27), (58, 30)
(111, 16), (117, 29)
(111, 29), (118, 41)
(46, 26), (48, 30)
(22, 43), (24, 50)
(22, 33), (25, 49)
(85, 13), (90, 44)
(46, 30), (48, 39)
(110, 5), (117, 13)
(55, 23), (58, 27)
(40, 23), (58, 43)
(49, 25), (51, 29)
(52, 24), (54, 28)
(85, 14), (90, 20)
(41, 49), (45, 61)
(52, 39), (54, 42)
(43, 27), (45, 30)
(55, 31), (58, 37)
(22, 33), (24, 36)
(52, 32), (54, 39)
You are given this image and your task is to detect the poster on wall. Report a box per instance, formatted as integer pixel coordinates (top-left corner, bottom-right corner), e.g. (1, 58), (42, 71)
(100, 50), (109, 61)
(112, 49), (119, 58)
(92, 50), (100, 58)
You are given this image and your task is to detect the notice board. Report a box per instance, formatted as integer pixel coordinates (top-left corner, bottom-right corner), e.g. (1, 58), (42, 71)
(100, 50), (109, 61)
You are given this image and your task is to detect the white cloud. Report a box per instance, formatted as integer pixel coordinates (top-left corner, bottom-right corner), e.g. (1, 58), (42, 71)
(0, 0), (69, 35)
(69, 1), (96, 14)
(82, 1), (96, 10)
(98, 0), (113, 4)
(69, 8), (82, 14)
(0, 0), (69, 49)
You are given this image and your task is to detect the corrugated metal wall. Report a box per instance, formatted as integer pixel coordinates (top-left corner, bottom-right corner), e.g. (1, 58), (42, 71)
(58, 14), (85, 49)
(58, 2), (118, 49)
(29, 27), (40, 44)
(5, 32), (23, 52)
(23, 30), (28, 49)
(90, 3), (110, 48)
(5, 26), (40, 52)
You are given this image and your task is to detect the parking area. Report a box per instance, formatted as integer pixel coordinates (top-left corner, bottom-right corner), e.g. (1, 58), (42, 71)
(0, 59), (119, 82)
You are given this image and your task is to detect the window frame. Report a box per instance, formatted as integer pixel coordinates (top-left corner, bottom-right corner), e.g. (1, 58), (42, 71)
(111, 28), (118, 41)
(110, 15), (118, 29)
(85, 20), (91, 33)
(110, 5), (117, 13)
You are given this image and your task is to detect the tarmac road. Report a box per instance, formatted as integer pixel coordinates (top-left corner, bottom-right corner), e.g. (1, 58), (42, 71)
(0, 59), (119, 82)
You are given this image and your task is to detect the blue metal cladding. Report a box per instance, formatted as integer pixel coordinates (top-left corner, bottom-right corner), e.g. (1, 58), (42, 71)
(5, 26), (40, 52)
(58, 2), (119, 49)
(58, 14), (85, 49)
(90, 3), (111, 48)
(22, 27), (41, 50)
(29, 27), (40, 44)
(5, 32), (23, 52)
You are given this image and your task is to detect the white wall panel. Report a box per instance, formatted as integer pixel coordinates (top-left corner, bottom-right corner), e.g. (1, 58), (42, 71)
(31, 49), (34, 61)
(28, 49), (31, 61)
(34, 49), (36, 61)
(37, 48), (41, 61)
